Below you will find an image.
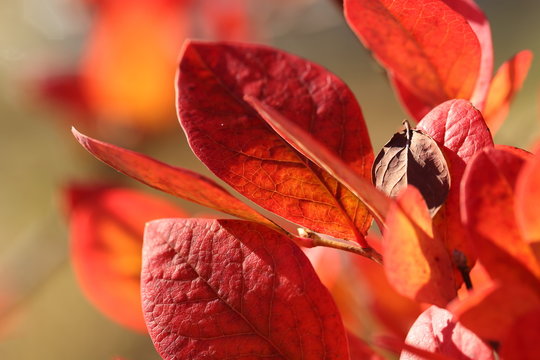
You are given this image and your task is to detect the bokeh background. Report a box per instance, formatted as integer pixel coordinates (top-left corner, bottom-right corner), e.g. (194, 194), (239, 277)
(0, 0), (539, 359)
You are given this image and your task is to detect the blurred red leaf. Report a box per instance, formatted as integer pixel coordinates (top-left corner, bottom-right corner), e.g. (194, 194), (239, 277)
(461, 147), (540, 287)
(345, 0), (481, 120)
(72, 129), (276, 229)
(65, 184), (188, 332)
(353, 251), (423, 338)
(177, 41), (374, 242)
(417, 99), (493, 271)
(516, 153), (540, 247)
(483, 50), (533, 134)
(383, 186), (456, 307)
(401, 306), (494, 360)
(449, 281), (540, 342)
(246, 96), (390, 229)
(142, 218), (350, 359)
(500, 308), (540, 360)
(80, 0), (188, 132)
(347, 332), (383, 360)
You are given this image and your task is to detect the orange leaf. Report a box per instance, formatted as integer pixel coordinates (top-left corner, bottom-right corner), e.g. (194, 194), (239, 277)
(72, 129), (276, 230)
(461, 147), (540, 288)
(483, 50), (533, 134)
(383, 186), (456, 307)
(80, 0), (188, 132)
(516, 152), (540, 247)
(65, 184), (188, 332)
(449, 281), (540, 342)
(345, 0), (481, 111)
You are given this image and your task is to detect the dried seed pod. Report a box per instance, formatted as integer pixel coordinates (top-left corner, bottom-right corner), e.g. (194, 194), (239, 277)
(373, 121), (450, 215)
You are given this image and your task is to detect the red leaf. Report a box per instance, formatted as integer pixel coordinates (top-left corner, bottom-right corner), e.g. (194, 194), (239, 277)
(383, 186), (456, 307)
(401, 306), (494, 360)
(80, 0), (189, 132)
(353, 251), (422, 338)
(246, 96), (390, 228)
(142, 218), (350, 359)
(417, 100), (493, 269)
(516, 153), (540, 246)
(483, 50), (533, 134)
(177, 41), (374, 242)
(347, 332), (383, 360)
(345, 0), (481, 116)
(500, 308), (540, 360)
(461, 147), (540, 288)
(449, 281), (540, 342)
(389, 0), (493, 120)
(72, 129), (276, 230)
(65, 184), (187, 332)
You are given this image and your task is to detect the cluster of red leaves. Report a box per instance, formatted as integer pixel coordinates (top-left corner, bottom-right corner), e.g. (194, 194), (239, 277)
(65, 0), (539, 359)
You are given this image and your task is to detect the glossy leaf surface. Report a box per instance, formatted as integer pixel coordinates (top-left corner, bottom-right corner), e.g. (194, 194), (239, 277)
(72, 129), (276, 229)
(383, 186), (456, 307)
(142, 218), (350, 360)
(345, 0), (481, 112)
(401, 306), (494, 360)
(65, 184), (187, 332)
(484, 50), (533, 134)
(461, 147), (540, 287)
(373, 126), (450, 215)
(178, 41), (374, 241)
(417, 99), (493, 267)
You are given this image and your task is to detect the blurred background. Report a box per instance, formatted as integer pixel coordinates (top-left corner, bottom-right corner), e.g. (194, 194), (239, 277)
(0, 0), (539, 359)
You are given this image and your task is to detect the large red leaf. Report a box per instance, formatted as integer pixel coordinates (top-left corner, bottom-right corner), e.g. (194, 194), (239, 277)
(246, 96), (390, 228)
(417, 100), (493, 270)
(401, 306), (494, 360)
(177, 41), (374, 243)
(389, 0), (493, 120)
(65, 184), (187, 332)
(500, 308), (540, 360)
(461, 147), (540, 288)
(383, 186), (456, 307)
(449, 281), (540, 342)
(345, 0), (481, 114)
(483, 50), (533, 134)
(72, 129), (276, 230)
(142, 218), (350, 359)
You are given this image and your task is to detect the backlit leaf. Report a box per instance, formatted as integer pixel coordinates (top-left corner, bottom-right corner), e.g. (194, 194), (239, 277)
(65, 184), (187, 332)
(142, 218), (350, 359)
(246, 96), (389, 230)
(483, 50), (533, 134)
(417, 99), (493, 269)
(177, 41), (374, 242)
(449, 281), (540, 342)
(345, 0), (481, 114)
(401, 306), (494, 360)
(373, 124), (450, 215)
(389, 0), (492, 120)
(461, 147), (540, 288)
(516, 153), (540, 246)
(383, 186), (456, 307)
(72, 128), (276, 230)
